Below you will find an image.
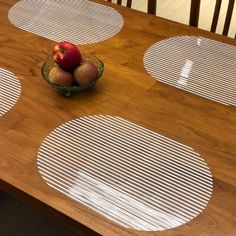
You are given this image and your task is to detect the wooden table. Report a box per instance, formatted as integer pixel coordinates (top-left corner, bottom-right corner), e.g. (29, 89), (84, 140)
(0, 0), (235, 235)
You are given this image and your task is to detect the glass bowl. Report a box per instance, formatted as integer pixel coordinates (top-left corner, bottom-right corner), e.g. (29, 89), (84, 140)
(41, 53), (104, 96)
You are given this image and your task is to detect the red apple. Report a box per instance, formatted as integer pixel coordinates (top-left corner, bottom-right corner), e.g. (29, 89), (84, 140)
(53, 41), (81, 69)
(48, 65), (74, 86)
(73, 60), (99, 86)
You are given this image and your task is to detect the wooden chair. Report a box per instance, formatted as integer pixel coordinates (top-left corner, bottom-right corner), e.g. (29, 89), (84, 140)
(106, 0), (132, 8)
(148, 0), (157, 15)
(189, 0), (235, 37)
(105, 0), (157, 15)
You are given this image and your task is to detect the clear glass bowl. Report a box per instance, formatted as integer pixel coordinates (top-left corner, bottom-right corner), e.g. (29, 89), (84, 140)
(41, 53), (104, 96)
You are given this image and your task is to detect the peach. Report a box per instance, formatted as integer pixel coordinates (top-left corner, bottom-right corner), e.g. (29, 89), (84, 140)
(73, 60), (99, 87)
(48, 65), (73, 86)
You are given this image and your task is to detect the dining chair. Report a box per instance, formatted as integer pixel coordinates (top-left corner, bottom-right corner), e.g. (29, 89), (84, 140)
(189, 0), (235, 37)
(105, 0), (157, 15)
(106, 0), (132, 8)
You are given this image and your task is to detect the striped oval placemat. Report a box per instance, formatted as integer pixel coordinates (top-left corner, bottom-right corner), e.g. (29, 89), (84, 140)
(8, 0), (124, 45)
(37, 115), (213, 231)
(0, 68), (21, 117)
(144, 36), (236, 106)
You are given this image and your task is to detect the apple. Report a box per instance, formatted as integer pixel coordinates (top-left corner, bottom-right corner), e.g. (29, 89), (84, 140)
(48, 65), (74, 86)
(73, 60), (99, 87)
(53, 41), (81, 69)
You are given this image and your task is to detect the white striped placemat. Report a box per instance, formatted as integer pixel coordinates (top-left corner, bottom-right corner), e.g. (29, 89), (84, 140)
(144, 36), (236, 106)
(8, 0), (123, 45)
(0, 68), (21, 117)
(37, 115), (213, 231)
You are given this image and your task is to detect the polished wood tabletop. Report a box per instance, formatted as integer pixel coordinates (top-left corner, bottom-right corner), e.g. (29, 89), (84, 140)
(0, 0), (236, 235)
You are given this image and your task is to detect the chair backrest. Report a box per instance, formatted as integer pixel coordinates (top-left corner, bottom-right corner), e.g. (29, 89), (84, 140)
(190, 0), (235, 37)
(106, 0), (132, 8)
(105, 0), (157, 15)
(148, 0), (157, 15)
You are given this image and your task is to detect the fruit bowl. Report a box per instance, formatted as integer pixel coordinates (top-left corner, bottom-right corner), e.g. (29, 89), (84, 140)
(41, 53), (104, 96)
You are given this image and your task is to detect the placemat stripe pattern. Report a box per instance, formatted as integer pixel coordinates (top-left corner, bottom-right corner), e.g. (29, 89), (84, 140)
(37, 115), (213, 231)
(144, 36), (236, 106)
(8, 0), (123, 45)
(0, 68), (21, 116)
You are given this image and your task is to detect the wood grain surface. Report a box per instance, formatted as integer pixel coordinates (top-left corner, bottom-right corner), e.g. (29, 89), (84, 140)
(0, 0), (235, 235)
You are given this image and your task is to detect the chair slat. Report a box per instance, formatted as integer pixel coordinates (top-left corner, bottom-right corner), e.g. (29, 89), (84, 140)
(210, 0), (222, 32)
(148, 0), (157, 15)
(127, 0), (132, 8)
(223, 0), (235, 36)
(190, 0), (201, 27)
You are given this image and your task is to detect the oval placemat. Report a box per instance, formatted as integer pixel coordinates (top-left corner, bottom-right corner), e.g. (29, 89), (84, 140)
(8, 0), (124, 45)
(37, 115), (213, 231)
(0, 68), (21, 117)
(144, 36), (236, 106)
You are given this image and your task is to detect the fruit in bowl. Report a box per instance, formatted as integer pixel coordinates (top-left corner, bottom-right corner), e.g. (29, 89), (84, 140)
(48, 65), (74, 86)
(41, 41), (104, 96)
(53, 41), (82, 70)
(73, 60), (99, 86)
